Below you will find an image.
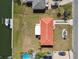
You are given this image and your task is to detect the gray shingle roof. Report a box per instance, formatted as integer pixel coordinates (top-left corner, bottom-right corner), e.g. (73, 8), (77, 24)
(32, 0), (45, 9)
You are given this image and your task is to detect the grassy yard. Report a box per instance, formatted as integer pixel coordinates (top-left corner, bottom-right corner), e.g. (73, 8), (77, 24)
(53, 25), (72, 51)
(13, 3), (72, 59)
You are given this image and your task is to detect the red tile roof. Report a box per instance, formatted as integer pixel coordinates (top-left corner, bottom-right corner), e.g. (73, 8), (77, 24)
(40, 17), (54, 45)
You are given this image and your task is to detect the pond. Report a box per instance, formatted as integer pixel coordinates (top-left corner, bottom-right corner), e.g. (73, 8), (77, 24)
(0, 0), (12, 18)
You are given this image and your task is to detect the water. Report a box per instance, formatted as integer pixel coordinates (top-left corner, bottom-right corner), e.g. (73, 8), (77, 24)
(0, 19), (12, 59)
(22, 53), (31, 59)
(0, 0), (12, 58)
(0, 0), (12, 18)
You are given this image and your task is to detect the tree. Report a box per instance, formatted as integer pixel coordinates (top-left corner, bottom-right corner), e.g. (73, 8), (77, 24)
(35, 52), (47, 59)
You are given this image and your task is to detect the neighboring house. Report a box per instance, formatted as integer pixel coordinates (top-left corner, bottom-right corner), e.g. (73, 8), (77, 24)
(20, 0), (72, 10)
(32, 0), (46, 13)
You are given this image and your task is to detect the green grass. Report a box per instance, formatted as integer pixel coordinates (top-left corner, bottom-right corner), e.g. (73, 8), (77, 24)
(14, 3), (24, 14)
(13, 14), (23, 59)
(61, 3), (72, 19)
(53, 25), (72, 50)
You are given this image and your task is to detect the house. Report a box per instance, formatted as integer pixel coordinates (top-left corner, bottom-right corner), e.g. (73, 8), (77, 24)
(40, 17), (54, 47)
(32, 0), (46, 13)
(35, 17), (54, 47)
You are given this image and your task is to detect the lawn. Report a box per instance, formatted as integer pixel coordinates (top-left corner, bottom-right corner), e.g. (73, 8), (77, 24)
(53, 24), (72, 51)
(13, 2), (72, 59)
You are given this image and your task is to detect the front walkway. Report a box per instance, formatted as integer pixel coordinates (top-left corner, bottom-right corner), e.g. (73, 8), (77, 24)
(54, 19), (73, 26)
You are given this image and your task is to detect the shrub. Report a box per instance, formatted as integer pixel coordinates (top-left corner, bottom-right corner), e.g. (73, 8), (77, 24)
(28, 49), (33, 54)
